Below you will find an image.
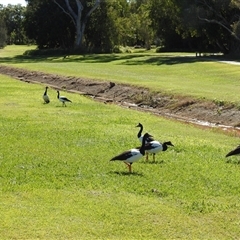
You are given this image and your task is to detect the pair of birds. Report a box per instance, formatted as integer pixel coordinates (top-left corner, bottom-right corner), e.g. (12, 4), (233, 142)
(136, 123), (174, 161)
(110, 123), (174, 173)
(43, 86), (72, 106)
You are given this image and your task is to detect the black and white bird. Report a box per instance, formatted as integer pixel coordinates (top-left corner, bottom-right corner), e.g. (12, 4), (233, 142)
(226, 145), (240, 157)
(43, 86), (50, 104)
(144, 140), (174, 161)
(136, 123), (154, 143)
(57, 90), (72, 106)
(110, 133), (152, 173)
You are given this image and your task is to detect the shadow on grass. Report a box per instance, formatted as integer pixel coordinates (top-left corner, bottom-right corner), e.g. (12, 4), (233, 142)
(225, 158), (240, 164)
(0, 51), (235, 66)
(140, 160), (165, 164)
(110, 170), (144, 176)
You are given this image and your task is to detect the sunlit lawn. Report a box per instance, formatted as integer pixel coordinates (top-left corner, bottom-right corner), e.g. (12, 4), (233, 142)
(1, 45), (240, 104)
(1, 45), (240, 238)
(0, 73), (240, 239)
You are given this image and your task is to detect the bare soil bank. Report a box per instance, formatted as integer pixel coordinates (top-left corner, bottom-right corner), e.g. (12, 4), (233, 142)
(1, 65), (240, 132)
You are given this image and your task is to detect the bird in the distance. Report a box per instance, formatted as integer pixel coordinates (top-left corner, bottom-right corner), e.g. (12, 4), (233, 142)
(43, 86), (50, 104)
(57, 90), (72, 106)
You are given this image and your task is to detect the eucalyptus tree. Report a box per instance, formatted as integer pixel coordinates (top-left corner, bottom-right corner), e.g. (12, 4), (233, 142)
(24, 0), (75, 49)
(125, 0), (153, 49)
(176, 0), (240, 53)
(24, 0), (131, 52)
(85, 0), (147, 51)
(196, 0), (240, 40)
(0, 4), (26, 44)
(194, 0), (240, 54)
(148, 0), (183, 49)
(53, 0), (101, 49)
(173, 0), (222, 52)
(147, 0), (240, 53)
(0, 16), (7, 48)
(84, 0), (121, 52)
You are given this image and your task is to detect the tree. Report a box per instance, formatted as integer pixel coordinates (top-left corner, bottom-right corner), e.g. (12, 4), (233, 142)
(84, 1), (120, 52)
(24, 0), (75, 49)
(148, 0), (183, 50)
(196, 0), (239, 40)
(0, 4), (27, 45)
(174, 0), (223, 52)
(53, 0), (101, 49)
(147, 0), (240, 53)
(193, 0), (240, 54)
(132, 2), (153, 49)
(0, 16), (7, 48)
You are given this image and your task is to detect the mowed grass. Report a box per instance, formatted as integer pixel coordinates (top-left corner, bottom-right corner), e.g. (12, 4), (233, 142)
(1, 74), (240, 239)
(1, 45), (240, 104)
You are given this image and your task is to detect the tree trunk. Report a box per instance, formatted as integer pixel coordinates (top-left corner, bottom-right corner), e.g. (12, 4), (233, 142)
(228, 39), (240, 56)
(54, 0), (101, 50)
(75, 22), (82, 48)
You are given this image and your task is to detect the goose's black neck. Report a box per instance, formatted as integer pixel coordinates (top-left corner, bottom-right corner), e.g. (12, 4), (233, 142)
(57, 91), (60, 99)
(162, 143), (168, 151)
(162, 143), (167, 151)
(44, 87), (48, 95)
(137, 123), (143, 138)
(140, 133), (149, 155)
(162, 141), (174, 151)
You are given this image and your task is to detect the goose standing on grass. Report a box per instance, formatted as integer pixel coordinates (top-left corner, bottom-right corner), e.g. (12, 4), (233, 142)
(110, 133), (152, 173)
(226, 145), (240, 157)
(144, 140), (174, 161)
(57, 90), (72, 106)
(43, 86), (50, 104)
(136, 123), (154, 143)
(136, 122), (155, 160)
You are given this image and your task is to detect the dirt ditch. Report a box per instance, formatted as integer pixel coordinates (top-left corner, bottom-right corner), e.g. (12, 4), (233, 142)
(1, 65), (240, 135)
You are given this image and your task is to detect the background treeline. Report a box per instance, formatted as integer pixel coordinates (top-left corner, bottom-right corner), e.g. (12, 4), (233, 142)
(1, 0), (240, 55)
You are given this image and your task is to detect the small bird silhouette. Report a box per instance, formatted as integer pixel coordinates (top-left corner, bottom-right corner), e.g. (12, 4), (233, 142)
(57, 90), (72, 107)
(43, 86), (50, 104)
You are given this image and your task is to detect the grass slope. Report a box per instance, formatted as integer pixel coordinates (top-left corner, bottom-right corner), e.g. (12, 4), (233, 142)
(0, 74), (240, 239)
(1, 45), (240, 104)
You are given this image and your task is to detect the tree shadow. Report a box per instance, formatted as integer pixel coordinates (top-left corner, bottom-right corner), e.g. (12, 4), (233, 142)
(121, 55), (219, 66)
(0, 54), (57, 64)
(225, 158), (240, 165)
(0, 50), (237, 66)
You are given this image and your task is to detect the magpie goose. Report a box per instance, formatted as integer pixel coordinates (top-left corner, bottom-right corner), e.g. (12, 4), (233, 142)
(226, 145), (240, 157)
(110, 133), (152, 173)
(136, 123), (154, 143)
(43, 86), (50, 104)
(144, 140), (174, 161)
(136, 122), (155, 160)
(57, 90), (72, 106)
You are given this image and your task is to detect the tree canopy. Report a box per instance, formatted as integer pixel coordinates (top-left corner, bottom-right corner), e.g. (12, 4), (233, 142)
(1, 0), (240, 55)
(0, 4), (27, 45)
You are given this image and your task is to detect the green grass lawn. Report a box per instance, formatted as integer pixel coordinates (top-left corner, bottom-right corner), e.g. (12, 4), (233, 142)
(1, 45), (240, 105)
(1, 73), (240, 239)
(1, 45), (240, 238)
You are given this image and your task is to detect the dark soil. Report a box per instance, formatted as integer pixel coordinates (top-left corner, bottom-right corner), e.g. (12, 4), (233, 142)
(1, 65), (240, 131)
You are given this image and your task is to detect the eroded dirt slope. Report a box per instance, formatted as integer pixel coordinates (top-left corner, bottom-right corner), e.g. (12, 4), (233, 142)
(1, 65), (240, 129)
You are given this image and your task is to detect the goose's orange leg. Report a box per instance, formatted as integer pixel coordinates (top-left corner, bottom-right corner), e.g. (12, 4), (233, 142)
(124, 162), (132, 173)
